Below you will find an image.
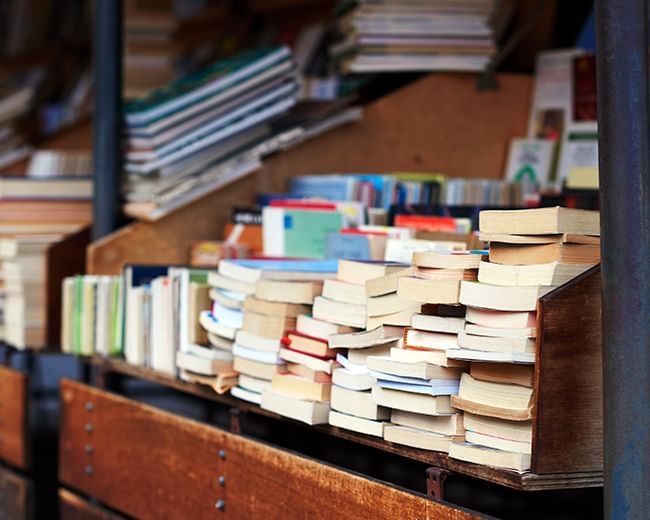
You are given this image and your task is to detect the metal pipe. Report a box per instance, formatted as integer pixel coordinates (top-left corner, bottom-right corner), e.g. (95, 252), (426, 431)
(595, 0), (650, 517)
(92, 0), (123, 239)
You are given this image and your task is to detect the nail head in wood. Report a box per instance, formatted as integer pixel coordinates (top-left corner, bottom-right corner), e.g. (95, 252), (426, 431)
(215, 499), (225, 511)
(85, 402), (94, 412)
(218, 449), (226, 460)
(85, 423), (93, 433)
(85, 465), (94, 476)
(218, 475), (225, 486)
(85, 444), (94, 454)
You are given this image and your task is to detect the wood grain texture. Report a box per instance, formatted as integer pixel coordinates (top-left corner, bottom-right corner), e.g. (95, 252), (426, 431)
(87, 73), (531, 275)
(59, 488), (125, 520)
(532, 266), (603, 474)
(85, 357), (602, 490)
(0, 365), (30, 470)
(46, 227), (90, 348)
(0, 463), (32, 519)
(59, 379), (483, 519)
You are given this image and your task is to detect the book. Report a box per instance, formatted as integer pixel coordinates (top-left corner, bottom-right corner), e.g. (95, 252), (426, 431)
(478, 232), (600, 245)
(199, 311), (237, 340)
(450, 373), (533, 421)
(457, 330), (535, 353)
(383, 424), (455, 452)
(404, 328), (459, 350)
(367, 293), (421, 317)
(0, 177), (92, 199)
(488, 242), (600, 265)
(465, 430), (532, 454)
(463, 412), (533, 443)
(231, 385), (262, 405)
(412, 266), (478, 281)
(446, 349), (535, 365)
(243, 297), (310, 318)
(286, 363), (331, 383)
(366, 309), (418, 329)
(384, 238), (467, 263)
(412, 251), (482, 269)
(479, 207), (600, 236)
(329, 410), (385, 437)
(175, 351), (233, 376)
(478, 261), (592, 287)
(279, 347), (339, 374)
(233, 357), (286, 380)
(328, 325), (403, 349)
(470, 362), (535, 388)
(390, 410), (463, 436)
(296, 314), (355, 341)
(312, 296), (366, 328)
(337, 259), (407, 286)
(410, 313), (465, 334)
(232, 344), (282, 365)
(238, 373), (273, 394)
(464, 323), (536, 339)
(219, 259), (338, 283)
(347, 344), (394, 365)
(449, 442), (531, 472)
(210, 288), (245, 310)
(272, 373), (331, 402)
(322, 279), (367, 305)
(263, 207), (344, 259)
(261, 389), (331, 425)
(459, 282), (553, 312)
(371, 386), (454, 416)
(397, 277), (461, 304)
(365, 266), (413, 297)
(504, 138), (554, 185)
(465, 307), (537, 329)
(330, 384), (390, 420)
(242, 310), (296, 339)
(234, 330), (283, 353)
(389, 347), (467, 369)
(207, 272), (255, 295)
(286, 331), (336, 358)
(255, 279), (323, 305)
(332, 367), (374, 391)
(367, 356), (462, 380)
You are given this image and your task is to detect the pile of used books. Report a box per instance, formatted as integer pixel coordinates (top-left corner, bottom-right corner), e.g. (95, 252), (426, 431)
(331, 0), (504, 73)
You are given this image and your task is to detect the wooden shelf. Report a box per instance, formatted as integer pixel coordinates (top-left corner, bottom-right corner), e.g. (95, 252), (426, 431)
(86, 356), (602, 491)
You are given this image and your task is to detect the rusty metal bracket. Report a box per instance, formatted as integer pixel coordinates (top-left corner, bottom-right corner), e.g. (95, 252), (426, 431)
(426, 467), (450, 501)
(229, 408), (242, 434)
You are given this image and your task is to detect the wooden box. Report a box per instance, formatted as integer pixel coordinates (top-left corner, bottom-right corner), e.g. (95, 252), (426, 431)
(0, 365), (30, 470)
(0, 465), (32, 520)
(59, 379), (480, 519)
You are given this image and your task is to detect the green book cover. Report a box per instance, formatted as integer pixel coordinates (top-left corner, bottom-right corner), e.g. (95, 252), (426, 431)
(110, 277), (124, 357)
(283, 210), (344, 259)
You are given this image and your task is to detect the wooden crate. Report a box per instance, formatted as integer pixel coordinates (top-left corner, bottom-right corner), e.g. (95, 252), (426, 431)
(59, 379), (482, 519)
(0, 464), (32, 519)
(87, 73), (532, 275)
(0, 365), (30, 470)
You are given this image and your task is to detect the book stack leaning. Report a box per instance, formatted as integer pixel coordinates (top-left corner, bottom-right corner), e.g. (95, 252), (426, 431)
(447, 207), (600, 471)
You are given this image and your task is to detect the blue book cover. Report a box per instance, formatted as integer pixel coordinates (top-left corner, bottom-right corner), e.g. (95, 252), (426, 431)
(326, 234), (371, 261)
(226, 259), (339, 272)
(376, 379), (459, 396)
(289, 175), (358, 201)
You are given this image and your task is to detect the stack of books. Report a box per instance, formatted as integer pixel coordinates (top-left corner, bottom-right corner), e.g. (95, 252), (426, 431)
(363, 251), (480, 451)
(122, 46), (299, 220)
(318, 260), (412, 436)
(218, 260), (337, 410)
(1, 176), (92, 349)
(332, 0), (499, 73)
(0, 86), (33, 169)
(447, 207), (600, 471)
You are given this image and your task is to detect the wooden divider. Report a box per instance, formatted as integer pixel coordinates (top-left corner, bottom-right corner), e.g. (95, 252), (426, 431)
(533, 266), (603, 474)
(0, 464), (32, 519)
(0, 366), (30, 470)
(59, 379), (483, 519)
(59, 488), (124, 520)
(87, 73), (532, 275)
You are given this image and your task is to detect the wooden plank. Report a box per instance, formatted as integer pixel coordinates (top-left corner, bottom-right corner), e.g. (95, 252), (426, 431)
(59, 488), (125, 520)
(45, 227), (90, 348)
(0, 365), (30, 470)
(59, 379), (482, 519)
(532, 266), (603, 474)
(86, 357), (603, 490)
(87, 73), (531, 275)
(0, 464), (32, 519)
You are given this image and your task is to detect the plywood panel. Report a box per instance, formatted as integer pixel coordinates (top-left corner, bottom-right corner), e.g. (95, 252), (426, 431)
(532, 266), (603, 474)
(0, 365), (30, 470)
(59, 379), (482, 519)
(87, 73), (531, 275)
(0, 464), (32, 519)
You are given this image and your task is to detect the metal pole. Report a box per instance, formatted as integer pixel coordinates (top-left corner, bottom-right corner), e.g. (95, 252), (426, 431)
(595, 0), (650, 518)
(93, 0), (123, 239)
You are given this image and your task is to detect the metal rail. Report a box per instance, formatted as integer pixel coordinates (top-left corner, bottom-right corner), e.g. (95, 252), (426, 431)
(595, 0), (650, 517)
(92, 0), (123, 239)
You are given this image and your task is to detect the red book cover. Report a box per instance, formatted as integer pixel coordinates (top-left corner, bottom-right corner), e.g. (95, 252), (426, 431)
(394, 214), (458, 233)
